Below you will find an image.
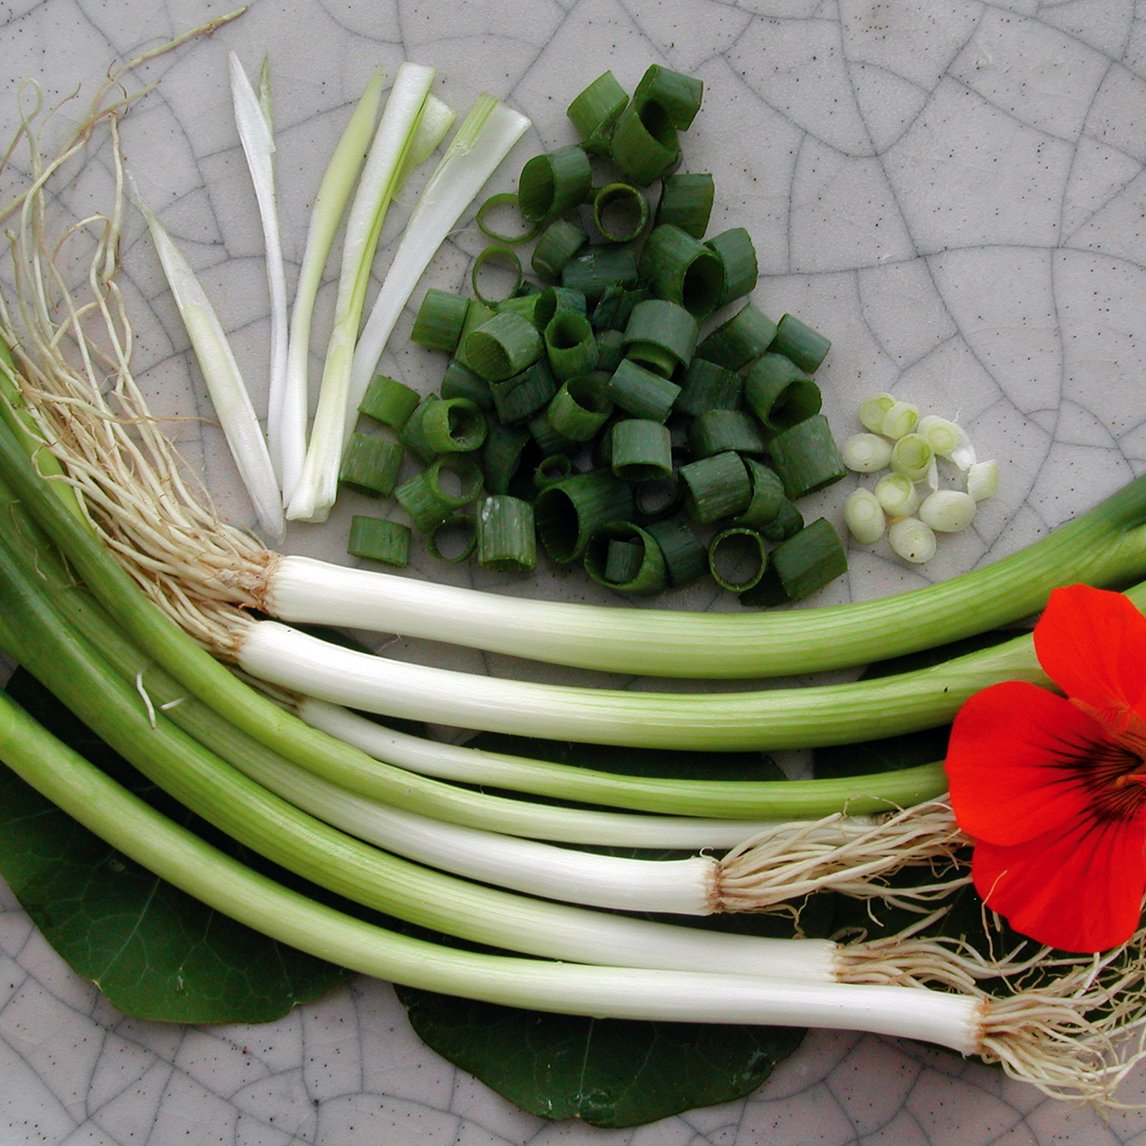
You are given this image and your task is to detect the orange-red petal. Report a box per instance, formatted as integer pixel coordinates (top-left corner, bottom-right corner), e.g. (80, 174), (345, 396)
(1035, 585), (1146, 730)
(970, 813), (1146, 952)
(945, 679), (1128, 846)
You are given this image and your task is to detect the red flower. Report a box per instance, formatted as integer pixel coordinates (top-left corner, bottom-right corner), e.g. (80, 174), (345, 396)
(945, 584), (1146, 953)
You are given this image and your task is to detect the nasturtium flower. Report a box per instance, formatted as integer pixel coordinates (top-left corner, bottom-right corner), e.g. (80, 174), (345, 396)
(945, 583), (1146, 954)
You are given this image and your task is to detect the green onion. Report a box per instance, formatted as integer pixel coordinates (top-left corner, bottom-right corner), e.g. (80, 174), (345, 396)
(766, 414), (847, 499)
(469, 243), (525, 305)
(543, 310), (600, 379)
(644, 517), (708, 587)
(735, 460), (787, 528)
(967, 459), (999, 501)
(609, 97), (679, 185)
(607, 356), (681, 421)
(394, 455), (483, 531)
(687, 409), (768, 459)
(546, 375), (614, 441)
(874, 471), (921, 517)
(919, 489), (977, 533)
(842, 432), (893, 473)
(610, 418), (673, 481)
(584, 522), (667, 595)
(890, 432), (936, 484)
(769, 313), (831, 373)
(680, 450), (751, 524)
(338, 433), (404, 497)
(560, 242), (641, 300)
(592, 181), (651, 243)
(708, 527), (768, 592)
(359, 373), (422, 430)
(705, 227), (759, 307)
(412, 287), (472, 352)
(843, 488), (887, 545)
(476, 495), (536, 572)
(621, 297), (698, 376)
(531, 217), (589, 279)
(638, 223), (724, 317)
(464, 310), (544, 382)
(675, 357), (742, 417)
(489, 359), (558, 422)
(888, 517), (937, 564)
(655, 171), (714, 238)
(418, 395), (488, 454)
(566, 70), (628, 153)
(696, 302), (778, 370)
(633, 64), (704, 130)
(743, 353), (822, 432)
(740, 518), (848, 608)
(474, 191), (538, 243)
(348, 515), (412, 566)
(518, 143), (592, 220)
(534, 470), (635, 562)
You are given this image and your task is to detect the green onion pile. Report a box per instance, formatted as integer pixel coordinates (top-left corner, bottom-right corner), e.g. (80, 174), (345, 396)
(338, 64), (849, 604)
(6, 25), (1146, 1118)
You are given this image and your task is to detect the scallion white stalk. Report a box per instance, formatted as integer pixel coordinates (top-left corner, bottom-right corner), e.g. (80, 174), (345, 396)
(234, 616), (1045, 751)
(345, 93), (531, 432)
(228, 52), (289, 490)
(278, 67), (385, 503)
(138, 203), (285, 544)
(288, 62), (436, 523)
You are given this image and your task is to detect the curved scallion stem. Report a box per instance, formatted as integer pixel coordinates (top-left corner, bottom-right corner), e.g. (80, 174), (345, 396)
(257, 473), (1146, 678)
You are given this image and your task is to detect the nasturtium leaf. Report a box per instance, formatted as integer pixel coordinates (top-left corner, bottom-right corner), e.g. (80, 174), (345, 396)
(397, 987), (804, 1128)
(0, 668), (350, 1023)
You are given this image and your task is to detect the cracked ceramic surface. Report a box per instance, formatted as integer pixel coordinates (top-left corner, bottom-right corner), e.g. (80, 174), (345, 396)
(3, 0), (1146, 1142)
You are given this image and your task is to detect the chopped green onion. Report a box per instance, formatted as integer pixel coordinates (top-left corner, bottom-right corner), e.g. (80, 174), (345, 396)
(534, 470), (635, 563)
(566, 70), (628, 153)
(419, 395), (488, 454)
(919, 489), (977, 533)
(584, 522), (667, 595)
(518, 143), (592, 221)
(543, 310), (600, 379)
(644, 516), (708, 586)
(470, 243), (525, 306)
(705, 226), (758, 307)
(395, 454), (484, 531)
(609, 97), (679, 185)
(767, 414), (847, 500)
(633, 64), (703, 130)
(428, 515), (477, 563)
(842, 432), (894, 473)
(477, 495), (536, 572)
(638, 223), (724, 317)
(655, 171), (714, 238)
(918, 414), (976, 469)
(348, 515), (412, 566)
(735, 459), (787, 528)
(621, 297), (698, 376)
(338, 433), (404, 498)
(890, 433), (936, 483)
(740, 518), (847, 607)
(695, 302), (778, 370)
(359, 373), (422, 431)
(560, 243), (641, 300)
(708, 527), (768, 593)
(769, 313), (831, 373)
(679, 450), (751, 524)
(464, 310), (544, 382)
(546, 375), (614, 441)
(489, 359), (558, 423)
(742, 353), (822, 432)
(412, 287), (471, 351)
(590, 181), (650, 243)
(859, 393), (895, 433)
(475, 191), (539, 243)
(530, 217), (589, 279)
(967, 459), (999, 502)
(880, 399), (920, 440)
(843, 488), (887, 544)
(610, 418), (673, 481)
(439, 360), (493, 410)
(607, 356), (681, 421)
(480, 422), (531, 494)
(874, 471), (921, 517)
(675, 357), (742, 417)
(687, 409), (768, 459)
(887, 517), (937, 563)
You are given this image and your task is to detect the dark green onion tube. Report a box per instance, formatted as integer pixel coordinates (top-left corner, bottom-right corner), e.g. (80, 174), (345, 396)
(338, 433), (404, 497)
(655, 172), (714, 238)
(767, 414), (847, 500)
(394, 455), (484, 532)
(566, 69), (629, 153)
(740, 517), (848, 607)
(735, 459), (787, 528)
(546, 374), (614, 441)
(705, 227), (758, 307)
(348, 515), (412, 567)
(770, 313), (831, 373)
(440, 360), (493, 411)
(633, 64), (704, 130)
(708, 527), (769, 593)
(475, 191), (540, 244)
(419, 395), (488, 454)
(743, 353), (822, 432)
(532, 285), (588, 329)
(476, 494), (537, 572)
(489, 359), (559, 423)
(532, 453), (574, 490)
(518, 144), (593, 221)
(675, 357), (742, 417)
(543, 310), (600, 380)
(638, 224), (724, 318)
(411, 288), (471, 352)
(528, 407), (578, 459)
(560, 243), (641, 301)
(609, 98), (679, 185)
(470, 244), (525, 306)
(592, 182), (651, 243)
(584, 521), (667, 595)
(531, 218), (589, 280)
(534, 470), (636, 563)
(622, 297), (699, 377)
(633, 472), (682, 520)
(687, 409), (768, 459)
(398, 394), (444, 463)
(359, 373), (421, 430)
(610, 418), (673, 482)
(464, 310), (544, 383)
(607, 357), (681, 422)
(762, 499), (804, 543)
(696, 302), (778, 370)
(591, 285), (650, 334)
(679, 450), (751, 524)
(644, 516), (708, 586)
(480, 422), (531, 494)
(428, 515), (477, 564)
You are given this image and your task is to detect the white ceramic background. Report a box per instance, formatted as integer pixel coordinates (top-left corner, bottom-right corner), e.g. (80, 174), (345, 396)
(2, 0), (1146, 1142)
